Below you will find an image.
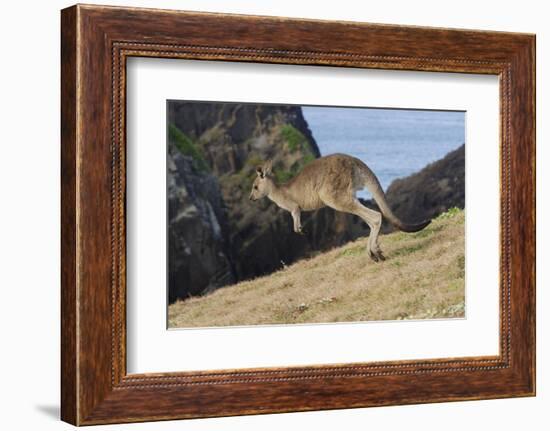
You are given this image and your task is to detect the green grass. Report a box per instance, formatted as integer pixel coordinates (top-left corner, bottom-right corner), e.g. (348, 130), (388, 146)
(436, 206), (462, 220)
(339, 245), (365, 257)
(169, 207), (466, 328)
(274, 169), (294, 183)
(241, 124), (317, 185)
(168, 123), (209, 171)
(273, 146), (316, 184)
(281, 124), (307, 152)
(280, 125), (316, 158)
(246, 155), (264, 169)
(302, 153), (315, 165)
(393, 243), (425, 257)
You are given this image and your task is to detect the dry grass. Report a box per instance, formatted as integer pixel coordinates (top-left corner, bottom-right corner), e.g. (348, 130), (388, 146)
(168, 208), (465, 328)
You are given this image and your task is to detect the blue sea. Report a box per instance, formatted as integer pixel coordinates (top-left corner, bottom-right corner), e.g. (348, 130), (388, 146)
(302, 106), (465, 198)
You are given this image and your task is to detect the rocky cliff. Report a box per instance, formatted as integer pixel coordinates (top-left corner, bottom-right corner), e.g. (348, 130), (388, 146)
(384, 144), (465, 227)
(168, 102), (367, 302)
(167, 143), (235, 302)
(167, 101), (465, 302)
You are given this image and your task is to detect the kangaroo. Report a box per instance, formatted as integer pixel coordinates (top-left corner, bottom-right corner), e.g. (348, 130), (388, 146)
(249, 154), (431, 262)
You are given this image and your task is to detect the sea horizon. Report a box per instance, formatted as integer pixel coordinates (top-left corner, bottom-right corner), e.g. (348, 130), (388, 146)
(302, 106), (465, 197)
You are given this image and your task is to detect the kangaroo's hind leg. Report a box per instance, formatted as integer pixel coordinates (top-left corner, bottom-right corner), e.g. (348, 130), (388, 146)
(350, 199), (385, 262)
(321, 194), (384, 262)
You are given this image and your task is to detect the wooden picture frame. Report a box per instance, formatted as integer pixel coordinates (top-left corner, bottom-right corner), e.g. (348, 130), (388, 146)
(61, 4), (535, 425)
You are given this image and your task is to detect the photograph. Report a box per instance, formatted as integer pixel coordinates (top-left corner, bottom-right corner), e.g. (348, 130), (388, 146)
(50, 1), (536, 427)
(167, 100), (466, 328)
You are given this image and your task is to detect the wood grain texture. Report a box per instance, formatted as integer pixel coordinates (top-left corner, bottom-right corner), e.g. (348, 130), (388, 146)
(60, 5), (78, 425)
(60, 4), (536, 425)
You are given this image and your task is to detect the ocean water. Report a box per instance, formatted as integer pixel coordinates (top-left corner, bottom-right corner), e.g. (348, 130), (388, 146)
(302, 106), (465, 197)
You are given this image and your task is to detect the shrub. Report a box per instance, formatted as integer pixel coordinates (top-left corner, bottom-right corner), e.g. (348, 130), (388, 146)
(281, 124), (306, 152)
(168, 124), (209, 171)
(436, 207), (462, 220)
(274, 169), (294, 183)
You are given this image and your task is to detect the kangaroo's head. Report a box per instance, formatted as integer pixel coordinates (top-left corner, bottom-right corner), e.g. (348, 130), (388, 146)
(249, 160), (274, 201)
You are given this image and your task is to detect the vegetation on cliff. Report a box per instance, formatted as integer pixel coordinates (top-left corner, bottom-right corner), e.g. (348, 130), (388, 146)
(167, 102), (370, 302)
(168, 123), (208, 172)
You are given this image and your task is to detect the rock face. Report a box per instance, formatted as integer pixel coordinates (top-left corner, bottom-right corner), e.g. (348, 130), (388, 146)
(169, 102), (319, 175)
(384, 144), (465, 228)
(167, 145), (235, 302)
(167, 101), (465, 302)
(168, 102), (367, 302)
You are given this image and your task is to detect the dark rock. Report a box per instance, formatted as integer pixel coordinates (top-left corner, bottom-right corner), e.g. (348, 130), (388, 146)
(383, 144), (465, 229)
(167, 144), (235, 302)
(168, 102), (319, 176)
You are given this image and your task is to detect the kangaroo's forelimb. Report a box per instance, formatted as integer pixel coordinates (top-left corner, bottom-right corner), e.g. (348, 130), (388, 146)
(291, 207), (303, 234)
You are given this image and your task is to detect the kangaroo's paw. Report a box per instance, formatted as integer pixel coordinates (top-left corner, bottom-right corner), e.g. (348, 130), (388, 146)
(368, 250), (380, 262)
(376, 250), (386, 261)
(294, 226), (305, 235)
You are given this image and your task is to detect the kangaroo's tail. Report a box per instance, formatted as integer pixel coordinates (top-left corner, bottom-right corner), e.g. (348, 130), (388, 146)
(361, 165), (431, 233)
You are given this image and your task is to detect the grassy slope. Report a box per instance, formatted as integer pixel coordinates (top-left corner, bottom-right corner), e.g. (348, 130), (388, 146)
(168, 208), (465, 328)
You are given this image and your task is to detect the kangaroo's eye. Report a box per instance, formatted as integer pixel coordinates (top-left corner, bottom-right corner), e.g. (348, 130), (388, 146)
(254, 186), (258, 190)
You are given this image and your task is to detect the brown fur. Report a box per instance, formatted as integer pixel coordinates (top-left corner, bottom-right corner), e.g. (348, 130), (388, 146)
(249, 154), (431, 261)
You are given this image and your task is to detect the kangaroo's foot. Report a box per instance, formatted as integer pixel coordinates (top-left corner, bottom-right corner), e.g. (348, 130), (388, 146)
(368, 248), (385, 262)
(339, 200), (383, 263)
(291, 208), (303, 235)
(368, 249), (380, 262)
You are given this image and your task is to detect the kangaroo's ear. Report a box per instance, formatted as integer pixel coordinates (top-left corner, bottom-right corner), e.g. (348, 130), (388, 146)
(263, 160), (273, 176)
(256, 165), (264, 178)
